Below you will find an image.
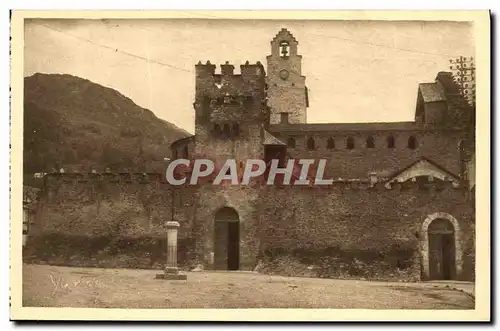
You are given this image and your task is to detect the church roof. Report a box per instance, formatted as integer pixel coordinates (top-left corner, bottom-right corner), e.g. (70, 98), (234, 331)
(418, 82), (446, 103)
(263, 130), (286, 145)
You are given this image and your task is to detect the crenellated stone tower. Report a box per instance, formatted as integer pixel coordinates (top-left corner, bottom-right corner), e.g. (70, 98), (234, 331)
(190, 60), (268, 270)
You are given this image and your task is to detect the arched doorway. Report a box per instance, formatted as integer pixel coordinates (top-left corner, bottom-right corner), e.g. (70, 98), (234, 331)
(214, 207), (240, 270)
(421, 212), (462, 280)
(428, 219), (456, 280)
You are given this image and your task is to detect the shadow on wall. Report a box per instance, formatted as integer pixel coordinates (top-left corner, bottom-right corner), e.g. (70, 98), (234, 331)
(23, 233), (196, 270)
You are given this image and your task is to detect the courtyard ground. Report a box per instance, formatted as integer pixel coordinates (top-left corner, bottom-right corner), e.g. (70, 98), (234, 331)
(22, 264), (474, 309)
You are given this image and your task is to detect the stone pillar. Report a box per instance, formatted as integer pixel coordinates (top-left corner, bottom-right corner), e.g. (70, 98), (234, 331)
(165, 221), (179, 273)
(156, 221), (187, 280)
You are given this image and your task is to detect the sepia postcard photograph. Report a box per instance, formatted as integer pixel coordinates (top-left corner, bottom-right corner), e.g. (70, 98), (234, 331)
(9, 10), (490, 322)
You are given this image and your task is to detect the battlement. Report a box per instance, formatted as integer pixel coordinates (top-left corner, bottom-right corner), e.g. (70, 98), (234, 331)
(194, 61), (267, 101)
(43, 172), (167, 185)
(266, 176), (465, 192)
(195, 60), (265, 78)
(41, 172), (466, 192)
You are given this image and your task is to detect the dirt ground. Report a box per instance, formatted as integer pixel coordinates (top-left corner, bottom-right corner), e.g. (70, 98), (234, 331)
(22, 264), (474, 309)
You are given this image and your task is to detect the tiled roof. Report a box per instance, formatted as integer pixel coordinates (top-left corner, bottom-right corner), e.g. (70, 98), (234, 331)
(418, 82), (446, 103)
(435, 71), (461, 95)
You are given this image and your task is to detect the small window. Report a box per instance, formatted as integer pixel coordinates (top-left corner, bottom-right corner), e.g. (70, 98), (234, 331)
(287, 137), (296, 148)
(183, 145), (189, 158)
(307, 137), (315, 150)
(387, 136), (395, 148)
(408, 136), (417, 150)
(223, 93), (232, 104)
(327, 137), (335, 150)
(366, 136), (375, 148)
(233, 123), (240, 137)
(346, 137), (355, 150)
(223, 124), (231, 138)
(213, 124), (221, 136)
(280, 112), (289, 124)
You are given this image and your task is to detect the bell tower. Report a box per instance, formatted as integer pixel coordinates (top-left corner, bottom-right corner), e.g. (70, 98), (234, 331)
(266, 28), (308, 124)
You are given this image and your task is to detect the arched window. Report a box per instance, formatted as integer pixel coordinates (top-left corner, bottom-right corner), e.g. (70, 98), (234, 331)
(287, 137), (296, 148)
(279, 41), (290, 58)
(408, 136), (417, 149)
(366, 136), (375, 148)
(387, 136), (395, 148)
(327, 137), (335, 150)
(307, 137), (315, 150)
(346, 137), (355, 150)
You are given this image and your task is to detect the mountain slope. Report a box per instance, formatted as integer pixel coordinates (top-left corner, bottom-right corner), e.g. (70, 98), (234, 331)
(23, 73), (191, 174)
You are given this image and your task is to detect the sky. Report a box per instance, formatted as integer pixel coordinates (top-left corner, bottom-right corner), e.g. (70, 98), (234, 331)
(24, 18), (474, 134)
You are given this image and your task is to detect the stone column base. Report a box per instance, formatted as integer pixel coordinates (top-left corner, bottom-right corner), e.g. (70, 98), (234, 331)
(164, 267), (180, 274)
(155, 273), (187, 280)
(156, 267), (187, 280)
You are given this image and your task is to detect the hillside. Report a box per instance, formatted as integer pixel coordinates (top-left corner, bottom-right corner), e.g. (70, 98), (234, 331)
(23, 73), (191, 175)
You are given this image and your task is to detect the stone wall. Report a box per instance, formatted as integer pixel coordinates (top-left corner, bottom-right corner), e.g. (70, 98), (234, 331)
(32, 173), (175, 237)
(269, 129), (465, 179)
(25, 173), (207, 270)
(257, 181), (475, 280)
(28, 173), (475, 281)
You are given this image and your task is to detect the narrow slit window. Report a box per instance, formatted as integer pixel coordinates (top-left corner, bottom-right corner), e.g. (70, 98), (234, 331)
(327, 137), (335, 149)
(213, 124), (221, 136)
(280, 112), (289, 124)
(233, 123), (240, 137)
(408, 136), (417, 150)
(387, 136), (395, 148)
(346, 137), (355, 150)
(307, 137), (315, 150)
(366, 136), (375, 148)
(223, 124), (231, 138)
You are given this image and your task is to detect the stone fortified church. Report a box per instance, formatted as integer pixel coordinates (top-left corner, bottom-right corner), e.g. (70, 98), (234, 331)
(33, 29), (475, 281)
